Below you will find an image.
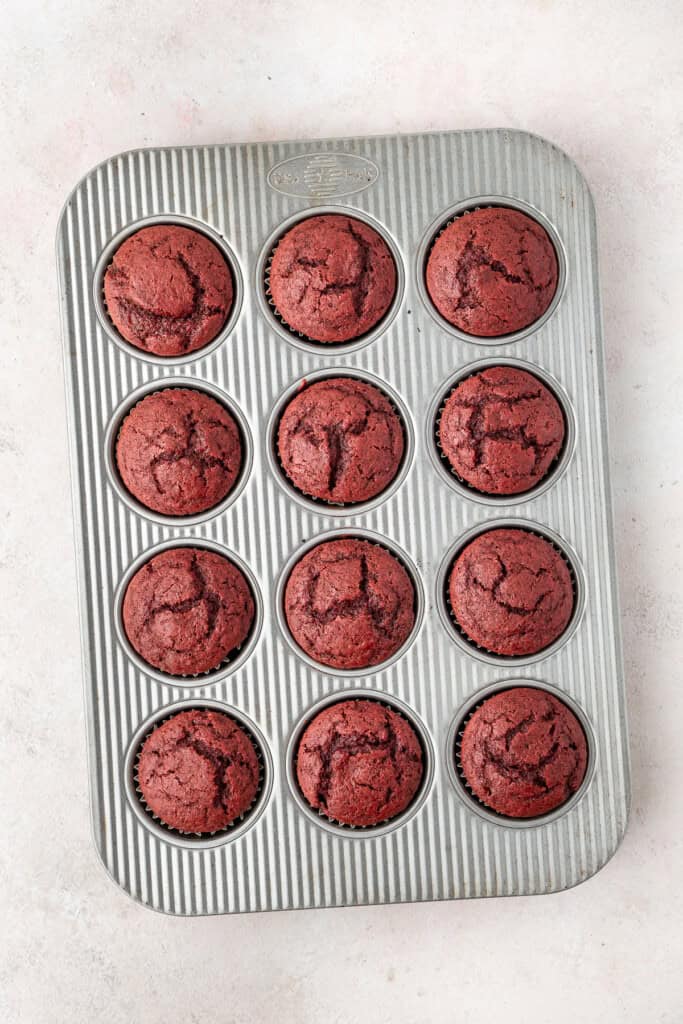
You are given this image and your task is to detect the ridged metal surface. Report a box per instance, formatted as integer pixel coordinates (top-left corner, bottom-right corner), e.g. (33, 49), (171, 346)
(56, 129), (630, 915)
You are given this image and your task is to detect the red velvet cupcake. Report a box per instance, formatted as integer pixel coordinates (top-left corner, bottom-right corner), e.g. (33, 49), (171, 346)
(284, 538), (415, 670)
(123, 547), (255, 676)
(277, 377), (404, 504)
(296, 700), (423, 826)
(448, 528), (573, 656)
(438, 366), (565, 495)
(426, 207), (558, 337)
(459, 687), (588, 817)
(137, 709), (260, 832)
(269, 215), (396, 343)
(116, 388), (242, 516)
(104, 224), (233, 356)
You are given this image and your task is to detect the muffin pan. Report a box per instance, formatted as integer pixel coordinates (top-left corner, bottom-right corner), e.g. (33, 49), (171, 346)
(57, 129), (630, 914)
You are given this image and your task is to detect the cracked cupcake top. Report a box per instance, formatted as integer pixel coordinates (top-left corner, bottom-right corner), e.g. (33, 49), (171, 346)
(438, 366), (565, 495)
(296, 700), (423, 826)
(104, 224), (233, 356)
(448, 528), (573, 656)
(277, 377), (404, 504)
(137, 710), (260, 833)
(268, 214), (396, 342)
(426, 207), (558, 337)
(459, 687), (588, 817)
(123, 547), (255, 676)
(284, 538), (415, 670)
(116, 388), (242, 517)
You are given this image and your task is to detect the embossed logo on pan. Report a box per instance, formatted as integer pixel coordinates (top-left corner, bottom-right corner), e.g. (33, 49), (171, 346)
(267, 152), (379, 198)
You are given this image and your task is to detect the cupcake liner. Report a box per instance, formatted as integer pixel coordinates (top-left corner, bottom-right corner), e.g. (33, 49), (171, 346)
(452, 686), (590, 821)
(445, 526), (579, 660)
(99, 220), (237, 354)
(453, 696), (501, 816)
(116, 539), (262, 687)
(293, 695), (428, 833)
(264, 228), (396, 348)
(112, 384), (244, 519)
(272, 374), (408, 510)
(133, 707), (266, 838)
(433, 366), (568, 498)
(281, 533), (421, 675)
(424, 203), (561, 340)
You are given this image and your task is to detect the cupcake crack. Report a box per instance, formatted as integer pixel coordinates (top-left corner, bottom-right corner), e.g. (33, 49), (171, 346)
(268, 214), (396, 342)
(449, 529), (573, 656)
(285, 539), (415, 669)
(298, 703), (422, 823)
(277, 378), (403, 504)
(116, 389), (241, 516)
(437, 367), (565, 494)
(148, 407), (238, 494)
(122, 548), (254, 676)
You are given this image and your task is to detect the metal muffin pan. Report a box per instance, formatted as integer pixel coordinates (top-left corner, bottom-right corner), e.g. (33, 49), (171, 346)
(57, 129), (630, 914)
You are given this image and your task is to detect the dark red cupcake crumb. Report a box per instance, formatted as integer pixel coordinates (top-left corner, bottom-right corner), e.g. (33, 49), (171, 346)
(277, 377), (404, 504)
(137, 709), (260, 833)
(123, 547), (254, 676)
(438, 366), (565, 495)
(448, 528), (573, 656)
(269, 214), (396, 343)
(426, 207), (558, 337)
(296, 700), (423, 826)
(459, 687), (588, 817)
(284, 538), (415, 670)
(104, 224), (233, 356)
(116, 388), (242, 516)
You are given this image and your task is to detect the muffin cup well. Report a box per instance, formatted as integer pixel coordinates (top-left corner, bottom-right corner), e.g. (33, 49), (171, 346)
(124, 699), (272, 849)
(114, 538), (263, 688)
(104, 377), (253, 528)
(285, 689), (434, 838)
(275, 528), (425, 679)
(255, 207), (404, 355)
(446, 679), (596, 828)
(93, 214), (244, 366)
(428, 357), (576, 507)
(415, 195), (567, 346)
(267, 368), (414, 516)
(436, 519), (585, 667)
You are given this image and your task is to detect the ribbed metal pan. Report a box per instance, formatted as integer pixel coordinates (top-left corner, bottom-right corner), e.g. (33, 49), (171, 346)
(56, 129), (630, 915)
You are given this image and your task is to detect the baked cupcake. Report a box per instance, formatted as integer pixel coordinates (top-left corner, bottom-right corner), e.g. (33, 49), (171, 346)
(116, 388), (242, 516)
(448, 528), (573, 656)
(277, 377), (404, 504)
(137, 709), (260, 832)
(104, 224), (233, 356)
(123, 547), (255, 676)
(296, 700), (423, 826)
(268, 214), (396, 342)
(284, 538), (415, 670)
(438, 366), (565, 495)
(426, 207), (558, 337)
(458, 687), (588, 817)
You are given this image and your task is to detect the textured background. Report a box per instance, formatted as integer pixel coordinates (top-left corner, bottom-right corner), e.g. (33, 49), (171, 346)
(1, 1), (681, 1021)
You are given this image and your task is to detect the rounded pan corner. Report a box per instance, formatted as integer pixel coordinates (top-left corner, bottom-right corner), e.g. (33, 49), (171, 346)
(88, 825), (189, 917)
(547, 806), (631, 897)
(494, 127), (597, 216)
(56, 146), (153, 251)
